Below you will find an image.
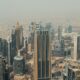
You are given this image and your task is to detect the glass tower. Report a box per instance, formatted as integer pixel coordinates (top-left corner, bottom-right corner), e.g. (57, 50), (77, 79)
(34, 25), (51, 80)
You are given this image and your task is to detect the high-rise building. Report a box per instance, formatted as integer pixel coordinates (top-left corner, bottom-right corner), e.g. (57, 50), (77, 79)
(0, 56), (10, 80)
(71, 33), (78, 61)
(0, 56), (4, 80)
(12, 22), (24, 50)
(58, 26), (62, 42)
(29, 22), (36, 51)
(63, 61), (80, 80)
(13, 52), (25, 75)
(10, 22), (24, 64)
(30, 32), (35, 50)
(62, 34), (72, 56)
(10, 29), (16, 64)
(46, 23), (54, 42)
(67, 25), (72, 33)
(13, 50), (27, 80)
(15, 21), (24, 49)
(71, 33), (77, 60)
(24, 37), (28, 54)
(29, 22), (36, 32)
(77, 35), (80, 60)
(0, 38), (8, 57)
(34, 24), (51, 80)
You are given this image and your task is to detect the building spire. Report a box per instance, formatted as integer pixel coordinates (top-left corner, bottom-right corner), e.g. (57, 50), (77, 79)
(16, 21), (20, 29)
(16, 48), (20, 56)
(18, 50), (20, 56)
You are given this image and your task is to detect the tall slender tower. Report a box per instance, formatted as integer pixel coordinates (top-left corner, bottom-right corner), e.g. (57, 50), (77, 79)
(15, 21), (24, 49)
(71, 33), (77, 61)
(58, 26), (62, 42)
(11, 22), (24, 64)
(34, 25), (51, 80)
(0, 56), (4, 80)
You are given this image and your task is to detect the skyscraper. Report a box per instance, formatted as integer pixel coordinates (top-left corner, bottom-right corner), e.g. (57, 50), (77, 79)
(77, 34), (80, 60)
(15, 21), (24, 49)
(13, 50), (26, 80)
(58, 26), (62, 42)
(11, 22), (24, 63)
(34, 24), (51, 80)
(29, 22), (36, 51)
(0, 38), (8, 57)
(0, 56), (4, 80)
(71, 33), (78, 61)
(67, 25), (72, 33)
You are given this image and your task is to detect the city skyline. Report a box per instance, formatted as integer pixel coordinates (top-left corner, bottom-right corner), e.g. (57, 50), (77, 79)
(0, 1), (80, 80)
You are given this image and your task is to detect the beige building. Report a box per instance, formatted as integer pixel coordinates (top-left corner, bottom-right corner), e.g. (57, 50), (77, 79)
(71, 32), (78, 61)
(14, 75), (28, 80)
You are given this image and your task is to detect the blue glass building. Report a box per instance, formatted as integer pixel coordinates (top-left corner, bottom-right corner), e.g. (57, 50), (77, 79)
(13, 55), (25, 75)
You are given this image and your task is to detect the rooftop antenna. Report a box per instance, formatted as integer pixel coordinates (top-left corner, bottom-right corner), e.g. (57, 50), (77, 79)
(7, 35), (11, 66)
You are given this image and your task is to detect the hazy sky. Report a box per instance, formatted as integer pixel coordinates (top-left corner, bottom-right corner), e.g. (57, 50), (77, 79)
(0, 0), (80, 26)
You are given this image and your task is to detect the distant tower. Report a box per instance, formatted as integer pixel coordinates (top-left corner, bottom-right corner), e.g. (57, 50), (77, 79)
(15, 21), (24, 49)
(34, 25), (51, 80)
(77, 35), (80, 60)
(24, 37), (28, 53)
(30, 32), (35, 50)
(11, 22), (24, 61)
(29, 22), (36, 51)
(71, 33), (77, 61)
(13, 50), (27, 80)
(58, 26), (62, 42)
(0, 56), (4, 80)
(7, 37), (11, 65)
(11, 27), (16, 64)
(29, 22), (36, 32)
(46, 23), (54, 42)
(67, 25), (72, 33)
(0, 38), (8, 57)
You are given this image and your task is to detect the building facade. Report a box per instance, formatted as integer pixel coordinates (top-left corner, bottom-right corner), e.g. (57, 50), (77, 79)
(34, 25), (51, 80)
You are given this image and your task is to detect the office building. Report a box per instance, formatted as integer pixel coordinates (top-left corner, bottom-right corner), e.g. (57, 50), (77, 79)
(13, 51), (25, 75)
(63, 61), (80, 80)
(77, 35), (80, 60)
(46, 23), (54, 44)
(13, 50), (27, 80)
(29, 22), (36, 51)
(12, 22), (24, 51)
(15, 21), (24, 49)
(0, 55), (10, 80)
(0, 38), (8, 57)
(0, 56), (4, 80)
(10, 30), (16, 64)
(62, 35), (72, 56)
(24, 37), (28, 54)
(29, 22), (36, 32)
(71, 33), (79, 61)
(58, 26), (62, 42)
(30, 32), (35, 50)
(54, 40), (62, 56)
(34, 24), (51, 80)
(10, 22), (24, 64)
(67, 25), (72, 33)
